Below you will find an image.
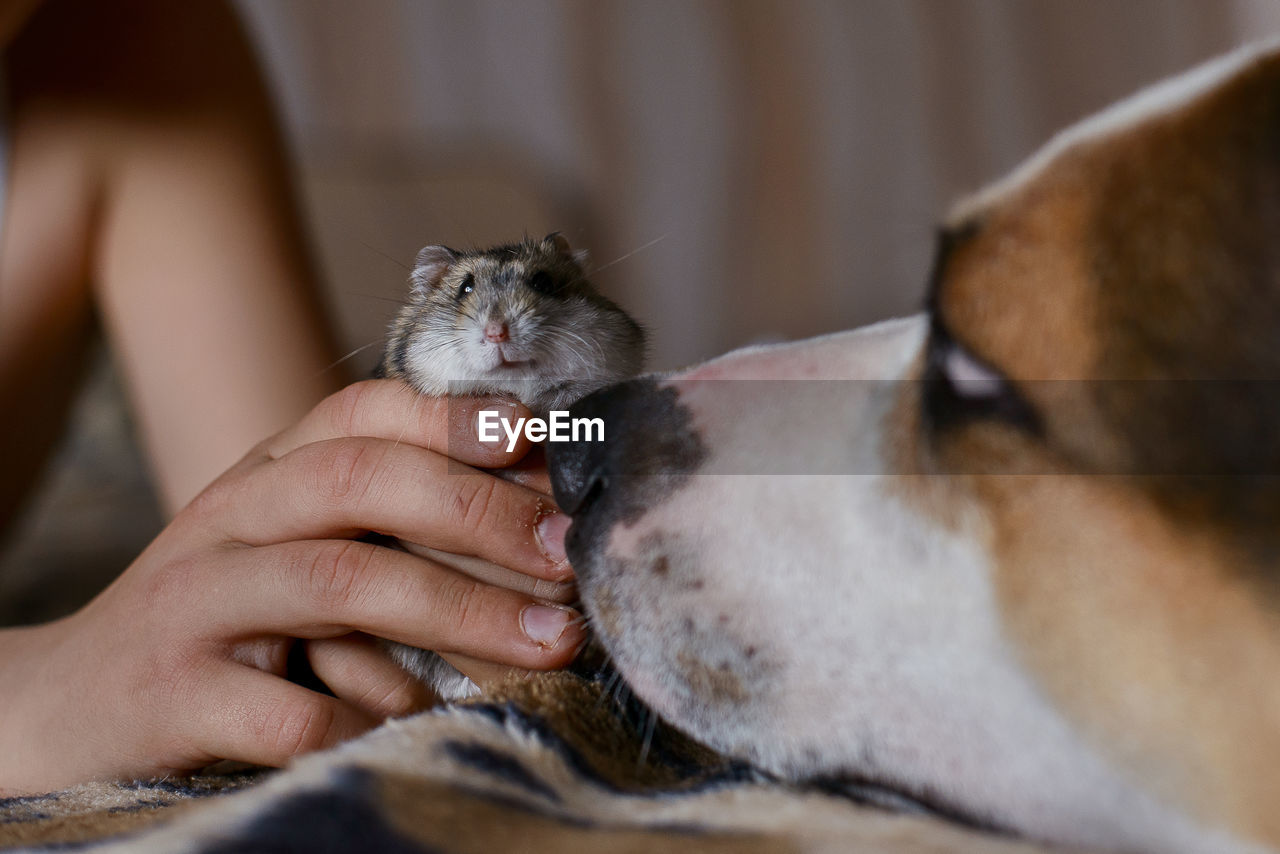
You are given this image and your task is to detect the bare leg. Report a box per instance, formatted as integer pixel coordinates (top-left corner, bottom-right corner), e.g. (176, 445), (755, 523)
(0, 0), (341, 528)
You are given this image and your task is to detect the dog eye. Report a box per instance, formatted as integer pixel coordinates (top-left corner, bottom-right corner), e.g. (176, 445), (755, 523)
(941, 341), (1005, 400)
(456, 274), (475, 301)
(924, 325), (1040, 433)
(527, 271), (558, 295)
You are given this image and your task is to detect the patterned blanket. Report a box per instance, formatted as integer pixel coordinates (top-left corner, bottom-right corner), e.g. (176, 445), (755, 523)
(0, 672), (1074, 853)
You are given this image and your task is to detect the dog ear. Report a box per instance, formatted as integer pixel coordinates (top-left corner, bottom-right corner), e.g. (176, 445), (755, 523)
(1087, 44), (1280, 383)
(1081, 44), (1280, 533)
(411, 245), (456, 293)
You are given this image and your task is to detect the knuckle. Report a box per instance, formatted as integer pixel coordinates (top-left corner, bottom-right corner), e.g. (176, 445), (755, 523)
(451, 475), (501, 533)
(435, 575), (488, 640)
(361, 677), (422, 719)
(327, 381), (377, 438)
(302, 540), (377, 611)
(181, 475), (234, 523)
(142, 555), (202, 611)
(260, 696), (334, 758)
(311, 439), (380, 507)
(145, 642), (203, 708)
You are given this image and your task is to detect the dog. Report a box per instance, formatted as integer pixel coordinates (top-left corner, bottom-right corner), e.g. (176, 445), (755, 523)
(549, 42), (1280, 854)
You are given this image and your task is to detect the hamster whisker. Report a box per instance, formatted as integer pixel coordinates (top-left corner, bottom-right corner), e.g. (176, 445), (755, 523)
(389, 385), (416, 449)
(588, 233), (668, 276)
(415, 337), (466, 354)
(542, 327), (607, 370)
(594, 668), (623, 713)
(314, 340), (381, 378)
(358, 240), (413, 272)
(347, 291), (413, 307)
(637, 708), (659, 769)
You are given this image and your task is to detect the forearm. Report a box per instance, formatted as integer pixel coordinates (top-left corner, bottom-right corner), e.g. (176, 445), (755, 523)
(95, 2), (340, 513)
(94, 107), (341, 514)
(0, 619), (75, 795)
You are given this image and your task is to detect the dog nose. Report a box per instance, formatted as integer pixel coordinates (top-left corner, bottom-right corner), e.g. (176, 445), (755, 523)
(547, 385), (619, 516)
(548, 377), (706, 517)
(484, 321), (509, 343)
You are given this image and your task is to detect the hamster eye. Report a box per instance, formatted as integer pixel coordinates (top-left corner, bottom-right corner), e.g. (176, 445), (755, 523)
(456, 274), (475, 301)
(527, 270), (558, 296)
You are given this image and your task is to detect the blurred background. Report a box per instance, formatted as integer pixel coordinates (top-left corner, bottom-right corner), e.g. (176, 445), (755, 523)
(242, 0), (1280, 371)
(4, 0), (1280, 622)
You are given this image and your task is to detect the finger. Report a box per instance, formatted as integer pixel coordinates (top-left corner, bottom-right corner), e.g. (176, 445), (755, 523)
(196, 664), (378, 767)
(206, 436), (572, 582)
(438, 651), (534, 690)
(399, 543), (576, 604)
(493, 445), (553, 495)
(306, 634), (437, 719)
(208, 540), (586, 671)
(263, 379), (534, 468)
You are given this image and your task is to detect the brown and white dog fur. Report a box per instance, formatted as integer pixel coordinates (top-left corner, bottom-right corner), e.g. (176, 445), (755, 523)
(548, 42), (1280, 854)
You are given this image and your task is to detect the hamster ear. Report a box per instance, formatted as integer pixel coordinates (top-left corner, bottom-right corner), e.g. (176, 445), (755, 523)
(544, 232), (589, 267)
(544, 232), (573, 257)
(411, 245), (456, 293)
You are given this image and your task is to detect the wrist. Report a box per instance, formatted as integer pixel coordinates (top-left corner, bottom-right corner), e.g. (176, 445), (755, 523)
(0, 618), (76, 795)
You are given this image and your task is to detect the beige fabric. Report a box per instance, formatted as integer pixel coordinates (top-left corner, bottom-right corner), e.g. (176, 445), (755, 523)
(0, 769), (265, 849)
(0, 674), (1083, 853)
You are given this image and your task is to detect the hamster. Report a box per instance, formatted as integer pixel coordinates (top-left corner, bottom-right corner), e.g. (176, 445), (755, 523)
(379, 233), (645, 417)
(376, 233), (645, 701)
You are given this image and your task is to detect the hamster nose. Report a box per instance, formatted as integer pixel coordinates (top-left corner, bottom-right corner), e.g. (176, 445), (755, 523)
(484, 321), (510, 343)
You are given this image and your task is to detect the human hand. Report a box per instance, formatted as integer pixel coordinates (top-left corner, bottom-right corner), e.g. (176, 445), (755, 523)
(0, 380), (584, 794)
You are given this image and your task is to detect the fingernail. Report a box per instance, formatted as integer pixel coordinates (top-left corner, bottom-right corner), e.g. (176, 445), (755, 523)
(521, 604), (575, 647)
(472, 400), (520, 447)
(535, 512), (571, 567)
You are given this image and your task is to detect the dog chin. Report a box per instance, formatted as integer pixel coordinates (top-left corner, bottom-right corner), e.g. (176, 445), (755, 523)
(570, 490), (1256, 854)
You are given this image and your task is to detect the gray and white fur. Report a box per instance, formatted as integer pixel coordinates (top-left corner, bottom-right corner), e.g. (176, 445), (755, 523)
(377, 233), (645, 699)
(380, 233), (645, 418)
